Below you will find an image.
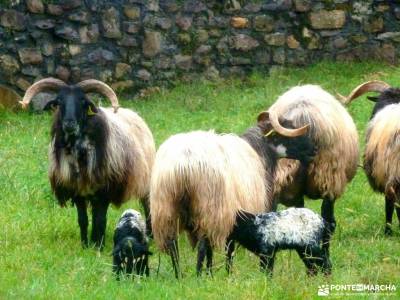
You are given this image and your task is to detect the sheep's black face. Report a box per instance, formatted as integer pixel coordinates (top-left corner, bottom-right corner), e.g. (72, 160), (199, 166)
(43, 87), (98, 137)
(370, 88), (400, 118)
(264, 120), (316, 164)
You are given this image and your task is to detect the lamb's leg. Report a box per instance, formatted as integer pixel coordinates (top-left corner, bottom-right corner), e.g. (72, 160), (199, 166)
(140, 195), (152, 238)
(91, 199), (110, 250)
(385, 195), (395, 235)
(321, 198), (336, 254)
(225, 239), (235, 274)
(260, 249), (276, 276)
(126, 257), (134, 276)
(166, 239), (180, 279)
(296, 247), (318, 276)
(136, 257), (148, 277)
(74, 198), (88, 248)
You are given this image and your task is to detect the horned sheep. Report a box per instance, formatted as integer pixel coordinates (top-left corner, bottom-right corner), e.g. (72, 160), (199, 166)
(341, 80), (400, 234)
(20, 78), (156, 249)
(269, 85), (359, 253)
(150, 111), (314, 278)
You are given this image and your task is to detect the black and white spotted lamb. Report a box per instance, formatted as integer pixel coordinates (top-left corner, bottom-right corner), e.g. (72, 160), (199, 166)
(229, 207), (331, 276)
(112, 209), (152, 279)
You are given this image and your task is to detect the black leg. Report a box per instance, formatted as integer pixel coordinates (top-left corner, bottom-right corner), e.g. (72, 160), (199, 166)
(196, 238), (213, 276)
(385, 195), (395, 235)
(140, 196), (152, 238)
(91, 199), (110, 250)
(321, 198), (336, 255)
(294, 196), (305, 208)
(205, 239), (213, 276)
(126, 257), (133, 275)
(74, 198), (88, 248)
(395, 204), (400, 229)
(225, 239), (235, 274)
(260, 249), (276, 276)
(296, 247), (319, 276)
(166, 239), (180, 279)
(112, 254), (122, 280)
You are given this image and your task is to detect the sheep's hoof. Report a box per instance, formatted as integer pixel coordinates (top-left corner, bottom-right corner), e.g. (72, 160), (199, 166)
(384, 225), (393, 236)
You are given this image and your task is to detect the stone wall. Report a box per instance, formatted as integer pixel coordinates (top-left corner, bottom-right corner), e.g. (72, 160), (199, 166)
(0, 0), (399, 97)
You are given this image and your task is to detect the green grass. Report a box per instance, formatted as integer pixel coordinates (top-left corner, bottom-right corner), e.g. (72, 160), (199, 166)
(1, 61), (400, 299)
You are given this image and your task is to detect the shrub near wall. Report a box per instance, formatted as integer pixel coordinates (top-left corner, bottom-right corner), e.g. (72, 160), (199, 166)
(0, 0), (399, 96)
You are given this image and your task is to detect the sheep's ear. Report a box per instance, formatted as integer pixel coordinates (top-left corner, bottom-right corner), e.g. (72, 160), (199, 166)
(367, 96), (379, 102)
(86, 100), (98, 116)
(257, 111), (273, 135)
(43, 99), (59, 111)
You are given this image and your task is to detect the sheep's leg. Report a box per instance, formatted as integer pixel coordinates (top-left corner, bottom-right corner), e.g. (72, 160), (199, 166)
(126, 257), (134, 276)
(91, 199), (110, 250)
(385, 195), (395, 235)
(140, 196), (152, 238)
(260, 249), (276, 276)
(196, 238), (213, 276)
(321, 198), (335, 255)
(205, 239), (213, 276)
(225, 239), (235, 274)
(296, 247), (318, 276)
(74, 198), (88, 248)
(396, 204), (400, 229)
(166, 239), (181, 279)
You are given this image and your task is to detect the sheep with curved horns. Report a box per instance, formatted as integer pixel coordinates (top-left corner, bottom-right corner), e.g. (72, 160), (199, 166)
(268, 85), (359, 254)
(341, 80), (400, 235)
(20, 78), (156, 249)
(150, 111), (314, 278)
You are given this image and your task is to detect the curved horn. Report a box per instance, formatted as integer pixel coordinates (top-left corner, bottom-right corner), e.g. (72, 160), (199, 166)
(77, 79), (119, 113)
(19, 78), (67, 109)
(268, 110), (310, 137)
(339, 80), (391, 105)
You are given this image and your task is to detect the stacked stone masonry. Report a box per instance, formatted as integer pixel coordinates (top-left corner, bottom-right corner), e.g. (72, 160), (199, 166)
(0, 0), (399, 95)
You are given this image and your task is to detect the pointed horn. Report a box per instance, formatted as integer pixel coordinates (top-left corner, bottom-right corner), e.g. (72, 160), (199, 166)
(77, 79), (119, 113)
(19, 78), (67, 109)
(268, 110), (310, 137)
(340, 80), (391, 105)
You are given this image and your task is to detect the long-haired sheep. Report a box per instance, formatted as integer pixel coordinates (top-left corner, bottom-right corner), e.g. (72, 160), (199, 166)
(229, 208), (331, 276)
(150, 111), (314, 278)
(112, 209), (152, 279)
(268, 85), (359, 253)
(20, 78), (156, 249)
(341, 80), (400, 234)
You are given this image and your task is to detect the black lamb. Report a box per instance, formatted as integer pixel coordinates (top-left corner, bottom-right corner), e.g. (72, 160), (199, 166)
(112, 209), (152, 279)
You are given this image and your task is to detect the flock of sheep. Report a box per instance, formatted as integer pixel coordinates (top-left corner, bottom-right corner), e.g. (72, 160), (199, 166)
(19, 77), (400, 279)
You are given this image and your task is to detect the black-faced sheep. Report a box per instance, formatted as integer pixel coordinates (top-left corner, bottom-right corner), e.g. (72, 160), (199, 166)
(341, 80), (400, 234)
(150, 111), (314, 278)
(112, 209), (152, 279)
(268, 85), (359, 253)
(229, 207), (331, 276)
(20, 78), (156, 249)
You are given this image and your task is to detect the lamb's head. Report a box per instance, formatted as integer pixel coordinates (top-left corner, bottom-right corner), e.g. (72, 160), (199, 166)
(339, 80), (400, 118)
(112, 237), (152, 275)
(20, 78), (120, 136)
(257, 110), (315, 163)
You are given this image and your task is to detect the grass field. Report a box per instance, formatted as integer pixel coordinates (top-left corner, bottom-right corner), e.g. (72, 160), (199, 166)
(1, 61), (400, 299)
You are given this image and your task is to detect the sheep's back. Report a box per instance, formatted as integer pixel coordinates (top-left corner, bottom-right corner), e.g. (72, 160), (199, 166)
(150, 130), (268, 250)
(364, 104), (400, 193)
